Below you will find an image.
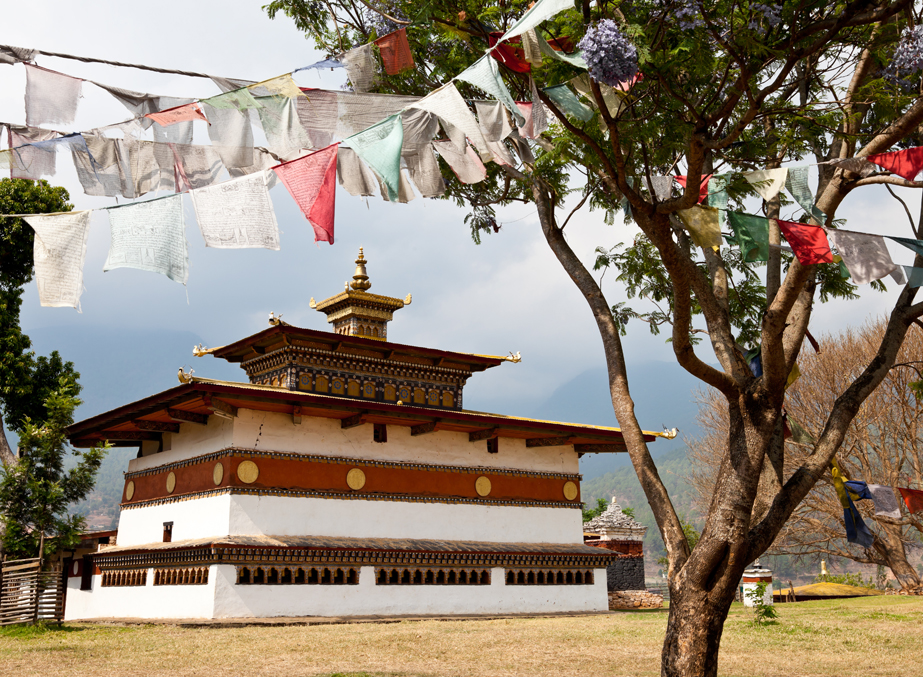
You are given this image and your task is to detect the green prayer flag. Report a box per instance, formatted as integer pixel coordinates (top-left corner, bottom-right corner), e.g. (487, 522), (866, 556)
(536, 32), (587, 68)
(543, 84), (594, 121)
(727, 212), (770, 262)
(346, 114), (404, 202)
(785, 166), (825, 224)
(708, 173), (729, 231)
(201, 87), (263, 111)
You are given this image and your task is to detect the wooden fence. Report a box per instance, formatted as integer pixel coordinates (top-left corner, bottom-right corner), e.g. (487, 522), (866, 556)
(0, 558), (64, 625)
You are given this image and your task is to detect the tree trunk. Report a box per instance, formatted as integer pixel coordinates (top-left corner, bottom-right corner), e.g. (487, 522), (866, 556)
(0, 412), (17, 467)
(873, 519), (923, 590)
(661, 583), (736, 677)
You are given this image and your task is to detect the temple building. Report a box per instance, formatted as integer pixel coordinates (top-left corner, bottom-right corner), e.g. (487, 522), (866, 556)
(63, 250), (663, 620)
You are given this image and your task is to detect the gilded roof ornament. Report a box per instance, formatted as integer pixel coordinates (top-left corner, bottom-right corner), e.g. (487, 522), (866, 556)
(350, 247), (372, 291)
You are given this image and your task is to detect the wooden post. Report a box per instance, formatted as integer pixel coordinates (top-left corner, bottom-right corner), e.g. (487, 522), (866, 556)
(32, 532), (44, 624)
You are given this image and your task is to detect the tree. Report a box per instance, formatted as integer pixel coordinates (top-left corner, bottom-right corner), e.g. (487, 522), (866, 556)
(689, 319), (923, 590)
(0, 377), (106, 562)
(265, 2), (923, 674)
(0, 178), (78, 466)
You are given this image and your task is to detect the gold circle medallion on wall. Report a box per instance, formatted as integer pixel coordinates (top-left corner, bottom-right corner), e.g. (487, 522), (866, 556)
(475, 476), (492, 497)
(237, 460), (259, 484)
(563, 481), (579, 501)
(166, 472), (176, 494)
(346, 468), (367, 491)
(125, 480), (135, 501)
(213, 462), (224, 486)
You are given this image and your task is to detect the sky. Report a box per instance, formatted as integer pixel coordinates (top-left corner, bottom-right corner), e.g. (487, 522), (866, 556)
(2, 0), (920, 453)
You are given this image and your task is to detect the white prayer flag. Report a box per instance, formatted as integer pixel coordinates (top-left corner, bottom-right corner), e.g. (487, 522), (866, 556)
(104, 195), (188, 285)
(24, 211), (92, 311)
(456, 56), (525, 126)
(499, 0), (576, 40)
(826, 230), (901, 285)
(191, 171), (280, 250)
(409, 83), (492, 161)
(744, 168), (788, 202)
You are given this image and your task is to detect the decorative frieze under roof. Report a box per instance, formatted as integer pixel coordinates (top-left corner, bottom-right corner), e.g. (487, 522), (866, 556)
(584, 499), (648, 542)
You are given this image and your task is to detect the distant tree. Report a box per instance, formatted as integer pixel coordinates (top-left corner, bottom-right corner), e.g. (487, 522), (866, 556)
(0, 178), (78, 466)
(0, 378), (106, 562)
(689, 319), (923, 590)
(582, 497), (609, 522)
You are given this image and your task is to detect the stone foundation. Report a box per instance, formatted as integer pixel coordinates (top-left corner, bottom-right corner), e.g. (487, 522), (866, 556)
(605, 556), (645, 591)
(608, 590), (664, 610)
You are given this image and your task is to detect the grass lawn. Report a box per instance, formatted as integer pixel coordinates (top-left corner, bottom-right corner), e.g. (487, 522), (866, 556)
(0, 596), (920, 676)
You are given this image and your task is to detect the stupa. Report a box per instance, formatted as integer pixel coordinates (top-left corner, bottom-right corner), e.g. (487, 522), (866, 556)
(63, 251), (664, 620)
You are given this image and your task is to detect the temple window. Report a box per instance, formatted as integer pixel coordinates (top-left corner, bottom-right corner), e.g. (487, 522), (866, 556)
(504, 569), (594, 585)
(235, 566), (358, 585)
(153, 567), (208, 586)
(373, 423), (387, 444)
(374, 567), (491, 586)
(101, 569), (148, 587)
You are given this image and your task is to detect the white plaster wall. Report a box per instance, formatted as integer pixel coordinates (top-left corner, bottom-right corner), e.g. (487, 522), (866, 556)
(127, 416), (234, 473)
(116, 494), (232, 547)
(64, 570), (217, 620)
(121, 408), (581, 477)
(212, 566), (609, 618)
(228, 495), (584, 544)
(231, 409), (580, 474)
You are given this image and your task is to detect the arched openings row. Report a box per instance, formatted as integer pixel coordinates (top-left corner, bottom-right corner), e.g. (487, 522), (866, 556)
(153, 567), (209, 586)
(101, 569), (147, 587)
(235, 565), (359, 586)
(504, 569), (595, 585)
(374, 568), (490, 586)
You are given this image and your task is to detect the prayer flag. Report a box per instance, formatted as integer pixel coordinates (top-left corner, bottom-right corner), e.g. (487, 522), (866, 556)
(888, 236), (923, 257)
(273, 144), (338, 244)
(570, 74), (624, 117)
(256, 96), (313, 157)
(104, 195), (188, 284)
(409, 83), (491, 161)
(543, 84), (594, 122)
(677, 205), (721, 250)
(898, 487), (923, 513)
(433, 140), (487, 184)
(785, 166), (825, 223)
(24, 211), (92, 310)
(819, 157), (876, 178)
(675, 174), (712, 204)
(337, 44), (378, 93)
(336, 147), (380, 197)
(145, 103), (208, 127)
(248, 74), (306, 99)
(201, 87), (263, 111)
(475, 101), (513, 142)
(151, 97), (196, 145)
(826, 230), (901, 285)
(866, 147), (923, 182)
(904, 266), (923, 287)
(202, 104), (254, 169)
(191, 171), (280, 250)
(500, 0), (576, 41)
(456, 55), (526, 126)
(24, 64), (82, 127)
(778, 220), (833, 264)
(868, 484), (902, 519)
(744, 168), (787, 202)
(646, 176), (674, 201)
(530, 77), (549, 137)
(488, 34), (532, 73)
(294, 59), (345, 72)
(727, 212), (770, 262)
(521, 29), (543, 67)
(375, 28), (415, 75)
(345, 115), (404, 202)
(536, 32), (587, 68)
(845, 480), (873, 501)
(843, 493), (875, 548)
(9, 125), (58, 180)
(709, 173), (729, 230)
(405, 148), (446, 198)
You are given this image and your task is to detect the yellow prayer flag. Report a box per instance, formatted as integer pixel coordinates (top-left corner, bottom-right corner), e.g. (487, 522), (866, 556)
(677, 205), (722, 251)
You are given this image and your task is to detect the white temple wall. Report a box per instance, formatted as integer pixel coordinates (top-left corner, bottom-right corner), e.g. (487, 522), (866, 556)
(227, 495), (583, 544)
(212, 566), (609, 618)
(128, 416), (234, 473)
(64, 573), (217, 621)
(127, 408), (579, 475)
(116, 494), (232, 547)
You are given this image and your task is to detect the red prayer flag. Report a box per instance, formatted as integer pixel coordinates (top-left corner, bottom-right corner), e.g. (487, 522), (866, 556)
(866, 147), (923, 182)
(273, 145), (338, 244)
(375, 28), (415, 75)
(898, 487), (923, 513)
(778, 220), (833, 265)
(145, 103), (209, 127)
(616, 73), (643, 92)
(675, 174), (712, 204)
(488, 34), (531, 73)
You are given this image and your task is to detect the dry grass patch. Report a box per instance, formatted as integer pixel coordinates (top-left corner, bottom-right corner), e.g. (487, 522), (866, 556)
(0, 597), (920, 676)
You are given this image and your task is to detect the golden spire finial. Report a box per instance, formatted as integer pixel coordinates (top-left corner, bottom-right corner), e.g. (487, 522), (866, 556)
(350, 247), (371, 291)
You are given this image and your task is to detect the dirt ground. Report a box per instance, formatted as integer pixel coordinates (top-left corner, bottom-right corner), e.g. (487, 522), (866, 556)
(1, 596), (921, 677)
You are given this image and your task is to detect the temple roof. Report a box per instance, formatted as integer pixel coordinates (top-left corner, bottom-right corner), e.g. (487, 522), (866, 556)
(66, 377), (665, 451)
(95, 534), (618, 558)
(584, 500), (647, 532)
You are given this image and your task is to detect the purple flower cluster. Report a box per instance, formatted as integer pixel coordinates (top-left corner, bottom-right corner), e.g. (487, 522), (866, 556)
(891, 25), (923, 74)
(656, 0), (706, 31)
(578, 20), (639, 88)
(748, 3), (782, 31)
